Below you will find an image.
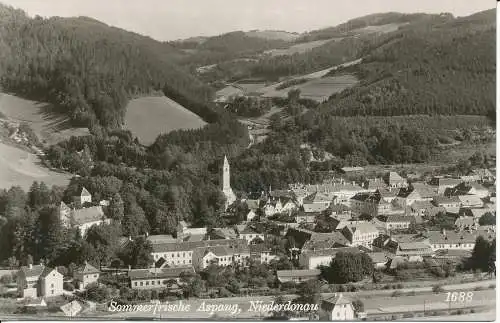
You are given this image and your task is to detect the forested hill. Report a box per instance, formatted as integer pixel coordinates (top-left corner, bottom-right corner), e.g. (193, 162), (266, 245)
(0, 3), (215, 130)
(318, 9), (495, 118)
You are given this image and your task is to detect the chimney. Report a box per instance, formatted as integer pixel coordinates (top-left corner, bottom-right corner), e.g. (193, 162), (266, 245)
(128, 236), (132, 241)
(128, 265), (131, 271)
(145, 232), (149, 237)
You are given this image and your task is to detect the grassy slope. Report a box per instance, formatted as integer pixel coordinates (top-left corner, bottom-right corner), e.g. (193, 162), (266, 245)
(0, 93), (89, 146)
(0, 142), (70, 190)
(124, 96), (207, 145)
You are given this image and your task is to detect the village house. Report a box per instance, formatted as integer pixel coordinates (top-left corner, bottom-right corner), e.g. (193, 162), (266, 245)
(299, 247), (360, 269)
(17, 264), (63, 298)
(276, 269), (321, 283)
(320, 293), (356, 321)
(424, 230), (477, 251)
(150, 238), (248, 267)
(78, 187), (92, 205)
(340, 222), (379, 249)
(382, 215), (412, 231)
(432, 196), (461, 214)
(429, 177), (463, 195)
(236, 224), (265, 244)
(59, 201), (109, 237)
(459, 207), (495, 219)
(128, 266), (195, 290)
(365, 178), (388, 192)
(384, 172), (407, 188)
(249, 244), (279, 264)
(302, 192), (333, 213)
(73, 261), (100, 290)
(407, 200), (436, 217)
(396, 182), (437, 207)
(457, 195), (484, 208)
(350, 190), (403, 218)
(468, 168), (495, 183)
(387, 241), (434, 262)
(192, 245), (250, 270)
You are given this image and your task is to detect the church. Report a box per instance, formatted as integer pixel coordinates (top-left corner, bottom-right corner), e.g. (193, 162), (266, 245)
(222, 155), (237, 210)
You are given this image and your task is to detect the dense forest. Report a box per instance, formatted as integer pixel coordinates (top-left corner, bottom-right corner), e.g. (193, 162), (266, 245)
(0, 4), (214, 129)
(172, 31), (289, 67)
(318, 9), (495, 118)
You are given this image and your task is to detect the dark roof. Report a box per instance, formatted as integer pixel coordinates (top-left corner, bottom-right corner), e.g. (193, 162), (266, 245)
(71, 206), (105, 225)
(76, 262), (100, 274)
(128, 267), (194, 280)
(19, 265), (45, 278)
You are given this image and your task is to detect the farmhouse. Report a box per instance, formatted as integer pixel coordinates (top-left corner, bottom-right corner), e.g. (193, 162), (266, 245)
(384, 172), (407, 188)
(340, 222), (379, 248)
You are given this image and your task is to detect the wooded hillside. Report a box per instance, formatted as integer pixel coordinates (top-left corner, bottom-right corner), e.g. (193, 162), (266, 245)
(0, 4), (214, 130)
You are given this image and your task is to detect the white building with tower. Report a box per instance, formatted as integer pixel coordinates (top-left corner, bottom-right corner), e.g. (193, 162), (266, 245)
(222, 155), (237, 210)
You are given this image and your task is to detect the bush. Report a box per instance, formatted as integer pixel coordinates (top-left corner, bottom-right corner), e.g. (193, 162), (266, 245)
(402, 312), (414, 318)
(391, 291), (402, 297)
(383, 284), (391, 290)
(407, 290), (416, 296)
(0, 274), (13, 284)
(432, 285), (444, 293)
(396, 283), (403, 289)
(63, 282), (75, 291)
(488, 284), (495, 289)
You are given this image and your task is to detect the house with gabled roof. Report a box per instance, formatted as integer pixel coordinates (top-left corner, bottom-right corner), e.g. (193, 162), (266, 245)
(193, 244), (250, 270)
(74, 261), (100, 290)
(340, 222), (379, 249)
(432, 196), (461, 214)
(320, 293), (356, 321)
(384, 172), (407, 188)
(17, 264), (63, 299)
(429, 177), (463, 195)
(76, 187), (92, 205)
(70, 206), (109, 236)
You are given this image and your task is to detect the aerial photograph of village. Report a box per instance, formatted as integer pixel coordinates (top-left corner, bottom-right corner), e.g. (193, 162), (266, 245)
(0, 0), (496, 321)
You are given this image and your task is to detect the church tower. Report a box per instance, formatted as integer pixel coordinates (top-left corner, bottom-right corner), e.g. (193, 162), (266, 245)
(222, 155), (236, 210)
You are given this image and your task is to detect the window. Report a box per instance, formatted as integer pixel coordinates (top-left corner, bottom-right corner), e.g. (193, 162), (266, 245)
(189, 260), (192, 263)
(51, 283), (54, 288)
(152, 281), (155, 285)
(134, 282), (138, 286)
(140, 282), (143, 286)
(51, 290), (54, 295)
(94, 274), (97, 278)
(146, 281), (149, 286)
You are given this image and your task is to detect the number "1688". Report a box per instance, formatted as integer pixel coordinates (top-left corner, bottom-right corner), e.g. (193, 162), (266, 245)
(445, 291), (474, 302)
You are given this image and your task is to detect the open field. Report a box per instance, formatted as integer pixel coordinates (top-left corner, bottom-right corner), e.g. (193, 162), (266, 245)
(0, 142), (71, 190)
(263, 38), (339, 56)
(0, 93), (89, 146)
(124, 96), (207, 145)
(261, 74), (358, 102)
(245, 30), (300, 41)
(353, 23), (408, 35)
